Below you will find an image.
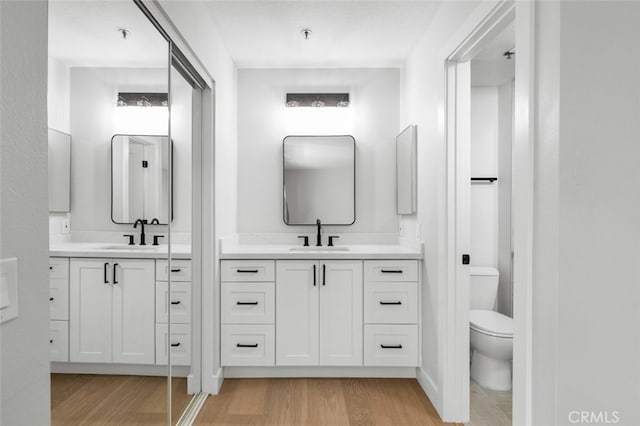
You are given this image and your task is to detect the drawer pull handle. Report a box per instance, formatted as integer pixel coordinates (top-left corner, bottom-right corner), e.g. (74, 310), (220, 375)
(236, 269), (258, 273)
(236, 343), (258, 348)
(171, 268), (182, 273)
(380, 301), (402, 305)
(49, 297), (55, 302)
(236, 301), (258, 305)
(380, 344), (403, 349)
(171, 343), (181, 347)
(381, 269), (403, 274)
(170, 301), (181, 305)
(49, 266), (53, 270)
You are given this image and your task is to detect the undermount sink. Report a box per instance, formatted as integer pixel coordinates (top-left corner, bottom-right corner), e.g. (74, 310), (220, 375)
(289, 246), (350, 252)
(99, 244), (163, 250)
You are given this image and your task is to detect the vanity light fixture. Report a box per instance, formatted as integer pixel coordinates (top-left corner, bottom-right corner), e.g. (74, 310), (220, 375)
(116, 92), (168, 107)
(285, 93), (350, 108)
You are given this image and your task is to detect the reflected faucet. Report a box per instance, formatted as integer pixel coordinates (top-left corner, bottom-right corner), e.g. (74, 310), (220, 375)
(133, 219), (148, 245)
(149, 218), (160, 225)
(316, 218), (322, 247)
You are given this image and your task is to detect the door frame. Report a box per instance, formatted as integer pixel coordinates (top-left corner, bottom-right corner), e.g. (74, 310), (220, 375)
(443, 1), (535, 423)
(135, 0), (217, 396)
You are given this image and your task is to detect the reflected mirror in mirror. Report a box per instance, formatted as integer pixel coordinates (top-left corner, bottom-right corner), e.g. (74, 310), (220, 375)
(48, 129), (71, 212)
(283, 135), (355, 225)
(396, 125), (417, 214)
(111, 134), (172, 224)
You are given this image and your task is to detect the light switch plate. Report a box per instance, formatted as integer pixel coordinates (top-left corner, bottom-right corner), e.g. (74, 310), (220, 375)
(0, 258), (18, 324)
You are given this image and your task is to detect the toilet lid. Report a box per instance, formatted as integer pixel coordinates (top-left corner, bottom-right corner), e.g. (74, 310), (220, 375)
(469, 310), (513, 337)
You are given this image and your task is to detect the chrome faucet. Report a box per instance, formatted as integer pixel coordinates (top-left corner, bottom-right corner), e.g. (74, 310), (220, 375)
(316, 218), (322, 247)
(133, 219), (148, 245)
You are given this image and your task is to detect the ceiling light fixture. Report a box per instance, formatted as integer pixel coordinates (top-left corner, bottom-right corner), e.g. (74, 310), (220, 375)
(301, 28), (312, 40)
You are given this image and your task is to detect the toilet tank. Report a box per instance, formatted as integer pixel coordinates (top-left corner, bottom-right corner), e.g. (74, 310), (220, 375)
(470, 267), (499, 310)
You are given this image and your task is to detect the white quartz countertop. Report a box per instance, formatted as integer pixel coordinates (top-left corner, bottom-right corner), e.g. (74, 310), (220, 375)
(220, 244), (423, 260)
(49, 242), (191, 259)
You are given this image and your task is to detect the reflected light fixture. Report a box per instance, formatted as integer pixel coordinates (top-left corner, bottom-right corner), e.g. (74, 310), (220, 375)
(286, 93), (350, 108)
(116, 92), (168, 107)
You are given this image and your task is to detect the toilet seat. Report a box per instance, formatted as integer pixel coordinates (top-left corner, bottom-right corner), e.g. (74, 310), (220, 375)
(470, 310), (513, 338)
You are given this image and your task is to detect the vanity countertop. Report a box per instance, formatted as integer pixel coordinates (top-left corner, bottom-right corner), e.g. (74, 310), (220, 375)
(220, 244), (423, 260)
(49, 242), (191, 259)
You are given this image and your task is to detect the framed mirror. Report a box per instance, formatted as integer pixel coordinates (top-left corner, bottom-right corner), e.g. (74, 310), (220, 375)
(111, 134), (172, 224)
(396, 125), (417, 214)
(48, 129), (71, 212)
(283, 135), (356, 225)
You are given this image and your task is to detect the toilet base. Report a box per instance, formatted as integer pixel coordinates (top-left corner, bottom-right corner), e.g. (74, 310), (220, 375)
(471, 350), (512, 391)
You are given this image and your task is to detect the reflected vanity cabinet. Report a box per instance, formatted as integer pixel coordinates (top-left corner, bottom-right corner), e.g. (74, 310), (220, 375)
(220, 258), (420, 369)
(49, 256), (192, 368)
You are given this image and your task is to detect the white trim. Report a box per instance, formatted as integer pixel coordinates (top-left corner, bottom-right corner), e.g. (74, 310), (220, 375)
(442, 0), (535, 423)
(416, 367), (440, 409)
(211, 367), (224, 394)
(224, 366), (417, 378)
(51, 362), (191, 377)
(512, 2), (535, 425)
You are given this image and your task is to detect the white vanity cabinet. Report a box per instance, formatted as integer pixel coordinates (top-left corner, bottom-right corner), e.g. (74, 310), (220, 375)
(363, 260), (419, 366)
(221, 260), (276, 366)
(155, 259), (192, 366)
(276, 260), (363, 366)
(69, 258), (155, 364)
(49, 257), (69, 362)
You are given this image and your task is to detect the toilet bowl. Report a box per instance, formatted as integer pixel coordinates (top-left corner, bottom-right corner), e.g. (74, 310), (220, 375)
(469, 267), (514, 391)
(469, 309), (513, 391)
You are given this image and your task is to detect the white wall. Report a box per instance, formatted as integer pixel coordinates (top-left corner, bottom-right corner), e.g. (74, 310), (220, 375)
(237, 68), (400, 235)
(533, 2), (640, 424)
(401, 1), (493, 416)
(470, 87), (499, 269)
(0, 1), (51, 424)
(68, 67), (191, 236)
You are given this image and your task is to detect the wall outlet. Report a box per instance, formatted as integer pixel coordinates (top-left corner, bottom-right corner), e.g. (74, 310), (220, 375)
(61, 218), (70, 234)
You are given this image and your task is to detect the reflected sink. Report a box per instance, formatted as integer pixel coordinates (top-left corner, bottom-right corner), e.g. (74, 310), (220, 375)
(99, 244), (163, 251)
(289, 247), (350, 252)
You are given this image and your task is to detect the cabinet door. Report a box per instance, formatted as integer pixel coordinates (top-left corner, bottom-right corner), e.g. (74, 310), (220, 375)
(276, 260), (319, 365)
(112, 259), (155, 364)
(319, 261), (363, 366)
(69, 259), (112, 363)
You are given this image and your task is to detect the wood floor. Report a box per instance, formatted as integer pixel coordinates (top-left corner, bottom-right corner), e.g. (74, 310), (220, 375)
(195, 378), (461, 426)
(50, 374), (192, 425)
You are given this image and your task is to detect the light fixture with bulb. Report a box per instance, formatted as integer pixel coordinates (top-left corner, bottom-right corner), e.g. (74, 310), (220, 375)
(115, 92), (168, 107)
(285, 93), (350, 108)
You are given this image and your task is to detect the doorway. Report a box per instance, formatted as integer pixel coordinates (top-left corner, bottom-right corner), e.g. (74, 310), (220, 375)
(443, 1), (534, 424)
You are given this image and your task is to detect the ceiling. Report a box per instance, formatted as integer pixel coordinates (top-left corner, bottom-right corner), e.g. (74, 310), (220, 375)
(49, 1), (168, 68)
(471, 21), (515, 86)
(202, 1), (441, 68)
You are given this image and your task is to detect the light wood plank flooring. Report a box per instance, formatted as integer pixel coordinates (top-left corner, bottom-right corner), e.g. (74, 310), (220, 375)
(51, 374), (192, 425)
(195, 378), (461, 426)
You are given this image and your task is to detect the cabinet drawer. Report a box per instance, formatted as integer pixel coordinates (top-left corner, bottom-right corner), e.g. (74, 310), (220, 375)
(221, 260), (274, 282)
(156, 282), (191, 324)
(49, 320), (69, 362)
(222, 282), (274, 324)
(156, 260), (192, 282)
(221, 324), (275, 366)
(364, 324), (418, 367)
(49, 258), (69, 280)
(364, 260), (418, 282)
(155, 323), (191, 366)
(364, 282), (418, 324)
(49, 278), (69, 321)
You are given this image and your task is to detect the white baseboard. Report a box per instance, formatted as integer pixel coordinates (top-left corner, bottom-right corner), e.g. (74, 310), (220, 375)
(224, 366), (416, 378)
(201, 367), (224, 395)
(416, 367), (442, 416)
(51, 362), (190, 377)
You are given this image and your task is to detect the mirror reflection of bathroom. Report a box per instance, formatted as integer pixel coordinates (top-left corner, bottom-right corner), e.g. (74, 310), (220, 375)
(47, 1), (194, 423)
(467, 20), (515, 426)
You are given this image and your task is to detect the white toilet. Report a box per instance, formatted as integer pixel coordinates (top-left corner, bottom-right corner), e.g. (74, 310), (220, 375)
(469, 267), (513, 391)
